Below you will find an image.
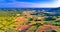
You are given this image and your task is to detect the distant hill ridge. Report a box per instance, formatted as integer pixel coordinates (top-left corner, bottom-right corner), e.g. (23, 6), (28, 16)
(0, 7), (60, 12)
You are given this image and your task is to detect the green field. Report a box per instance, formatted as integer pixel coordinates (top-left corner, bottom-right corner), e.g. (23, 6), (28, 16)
(0, 11), (60, 32)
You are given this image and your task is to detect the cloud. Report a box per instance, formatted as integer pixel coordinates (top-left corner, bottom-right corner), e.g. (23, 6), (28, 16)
(0, 3), (20, 8)
(19, 0), (60, 8)
(58, 0), (60, 7)
(16, 0), (56, 3)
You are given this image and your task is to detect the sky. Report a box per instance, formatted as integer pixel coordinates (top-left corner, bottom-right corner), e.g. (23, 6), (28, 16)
(0, 0), (60, 8)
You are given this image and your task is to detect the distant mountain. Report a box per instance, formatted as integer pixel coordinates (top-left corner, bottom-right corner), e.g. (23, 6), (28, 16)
(19, 8), (60, 12)
(0, 7), (60, 12)
(48, 7), (60, 12)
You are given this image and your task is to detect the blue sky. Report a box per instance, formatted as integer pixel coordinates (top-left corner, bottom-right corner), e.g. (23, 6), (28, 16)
(0, 0), (60, 8)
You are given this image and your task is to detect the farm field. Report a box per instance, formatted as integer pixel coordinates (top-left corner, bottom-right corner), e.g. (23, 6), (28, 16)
(0, 9), (60, 32)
